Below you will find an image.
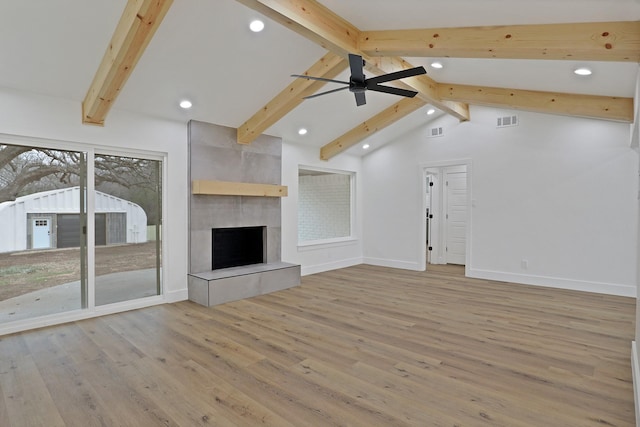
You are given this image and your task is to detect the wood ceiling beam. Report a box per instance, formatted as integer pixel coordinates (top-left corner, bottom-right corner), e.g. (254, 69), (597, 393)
(320, 97), (426, 160)
(438, 83), (634, 123)
(235, 0), (630, 157)
(235, 0), (359, 56)
(235, 0), (470, 121)
(237, 52), (347, 145)
(365, 56), (469, 121)
(82, 0), (173, 126)
(360, 21), (640, 61)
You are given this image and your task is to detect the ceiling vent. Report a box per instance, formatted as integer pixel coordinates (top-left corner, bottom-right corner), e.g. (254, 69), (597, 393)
(497, 115), (518, 128)
(427, 127), (444, 138)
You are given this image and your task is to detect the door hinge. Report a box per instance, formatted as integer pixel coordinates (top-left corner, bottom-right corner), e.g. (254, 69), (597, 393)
(446, 181), (449, 186)
(429, 182), (434, 187)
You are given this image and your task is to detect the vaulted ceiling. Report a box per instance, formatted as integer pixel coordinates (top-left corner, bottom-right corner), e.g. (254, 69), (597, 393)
(1, 1), (638, 158)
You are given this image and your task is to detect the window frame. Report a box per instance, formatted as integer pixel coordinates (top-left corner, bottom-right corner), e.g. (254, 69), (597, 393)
(296, 165), (357, 248)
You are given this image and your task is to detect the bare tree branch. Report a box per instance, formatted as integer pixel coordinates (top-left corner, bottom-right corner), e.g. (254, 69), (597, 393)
(0, 145), (157, 203)
(0, 145), (31, 170)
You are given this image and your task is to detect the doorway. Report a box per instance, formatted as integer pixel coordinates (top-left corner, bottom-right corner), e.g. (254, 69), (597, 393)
(421, 161), (471, 271)
(0, 142), (164, 331)
(32, 218), (51, 249)
(443, 166), (467, 265)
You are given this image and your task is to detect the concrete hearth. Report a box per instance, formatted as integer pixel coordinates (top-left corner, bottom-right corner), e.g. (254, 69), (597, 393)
(188, 262), (300, 306)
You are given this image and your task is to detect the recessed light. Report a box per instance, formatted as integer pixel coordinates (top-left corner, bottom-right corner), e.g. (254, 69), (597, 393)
(362, 144), (370, 150)
(249, 20), (265, 32)
(574, 67), (592, 76)
(179, 100), (192, 109)
(298, 128), (308, 135)
(427, 108), (436, 115)
(431, 62), (443, 69)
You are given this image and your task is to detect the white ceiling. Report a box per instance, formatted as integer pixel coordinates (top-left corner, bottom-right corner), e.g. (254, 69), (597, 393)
(1, 0), (638, 158)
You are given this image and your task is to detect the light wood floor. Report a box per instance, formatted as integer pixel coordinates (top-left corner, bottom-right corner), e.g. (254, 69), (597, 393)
(0, 264), (635, 426)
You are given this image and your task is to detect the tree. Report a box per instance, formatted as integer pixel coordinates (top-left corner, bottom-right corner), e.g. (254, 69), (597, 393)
(0, 145), (73, 203)
(0, 145), (160, 224)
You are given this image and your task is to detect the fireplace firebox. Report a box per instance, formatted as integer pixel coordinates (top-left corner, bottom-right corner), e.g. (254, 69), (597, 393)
(212, 226), (266, 270)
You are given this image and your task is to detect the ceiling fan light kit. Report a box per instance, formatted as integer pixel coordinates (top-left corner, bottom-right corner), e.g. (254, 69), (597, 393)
(292, 53), (427, 106)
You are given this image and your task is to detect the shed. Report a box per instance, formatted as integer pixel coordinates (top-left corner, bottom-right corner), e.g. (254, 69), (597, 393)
(0, 187), (147, 253)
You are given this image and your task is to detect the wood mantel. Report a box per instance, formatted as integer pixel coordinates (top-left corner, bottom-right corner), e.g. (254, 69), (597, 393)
(192, 180), (288, 197)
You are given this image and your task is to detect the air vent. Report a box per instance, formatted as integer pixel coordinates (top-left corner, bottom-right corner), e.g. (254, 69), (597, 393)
(497, 115), (518, 128)
(427, 127), (443, 138)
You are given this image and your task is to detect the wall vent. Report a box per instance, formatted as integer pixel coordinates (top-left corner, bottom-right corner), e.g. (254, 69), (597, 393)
(497, 115), (518, 128)
(427, 127), (444, 138)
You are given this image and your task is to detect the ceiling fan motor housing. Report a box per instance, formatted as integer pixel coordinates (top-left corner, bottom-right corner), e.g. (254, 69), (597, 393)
(349, 80), (367, 93)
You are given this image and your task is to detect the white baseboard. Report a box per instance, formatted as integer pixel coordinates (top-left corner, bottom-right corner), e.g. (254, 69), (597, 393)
(362, 257), (422, 271)
(468, 268), (636, 297)
(301, 257), (363, 276)
(307, 258), (635, 297)
(166, 288), (188, 303)
(633, 341), (640, 427)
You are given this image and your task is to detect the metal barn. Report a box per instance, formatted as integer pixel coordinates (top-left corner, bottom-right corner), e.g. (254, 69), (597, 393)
(0, 187), (147, 253)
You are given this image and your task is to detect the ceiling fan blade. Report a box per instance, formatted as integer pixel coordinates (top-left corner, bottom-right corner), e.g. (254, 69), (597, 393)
(367, 84), (418, 98)
(354, 92), (366, 106)
(303, 86), (350, 100)
(348, 54), (365, 83)
(291, 74), (350, 85)
(366, 66), (426, 86)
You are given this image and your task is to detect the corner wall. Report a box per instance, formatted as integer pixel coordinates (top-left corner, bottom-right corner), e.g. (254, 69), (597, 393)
(362, 105), (638, 297)
(631, 64), (640, 427)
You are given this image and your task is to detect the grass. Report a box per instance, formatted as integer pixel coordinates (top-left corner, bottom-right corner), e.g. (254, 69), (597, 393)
(0, 242), (156, 301)
(0, 265), (40, 275)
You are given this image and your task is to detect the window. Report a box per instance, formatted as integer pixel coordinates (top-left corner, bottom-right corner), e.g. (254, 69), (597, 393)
(298, 167), (354, 245)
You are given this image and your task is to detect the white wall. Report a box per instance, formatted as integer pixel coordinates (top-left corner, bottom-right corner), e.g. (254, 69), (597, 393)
(282, 142), (363, 275)
(0, 87), (188, 303)
(363, 105), (638, 296)
(631, 65), (640, 427)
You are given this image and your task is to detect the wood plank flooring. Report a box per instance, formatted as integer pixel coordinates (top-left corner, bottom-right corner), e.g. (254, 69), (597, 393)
(0, 264), (635, 426)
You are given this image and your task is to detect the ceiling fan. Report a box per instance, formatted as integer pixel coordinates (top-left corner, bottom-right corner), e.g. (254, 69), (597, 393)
(292, 53), (427, 107)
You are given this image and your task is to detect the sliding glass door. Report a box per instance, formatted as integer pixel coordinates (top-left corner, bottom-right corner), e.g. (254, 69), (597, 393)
(0, 143), (163, 326)
(94, 154), (162, 305)
(0, 144), (87, 323)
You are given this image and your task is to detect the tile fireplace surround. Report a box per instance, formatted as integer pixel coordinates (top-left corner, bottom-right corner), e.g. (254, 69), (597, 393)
(187, 120), (300, 306)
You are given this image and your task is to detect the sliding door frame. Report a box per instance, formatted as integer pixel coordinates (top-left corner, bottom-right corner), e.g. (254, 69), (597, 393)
(0, 133), (168, 336)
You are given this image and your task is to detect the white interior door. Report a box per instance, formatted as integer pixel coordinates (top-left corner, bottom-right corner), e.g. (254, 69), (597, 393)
(32, 218), (51, 249)
(444, 167), (467, 265)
